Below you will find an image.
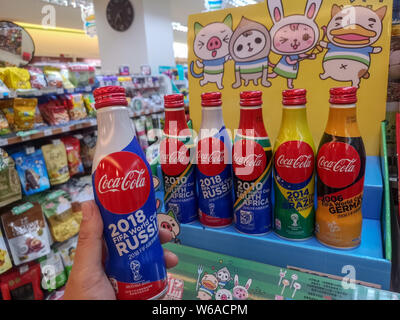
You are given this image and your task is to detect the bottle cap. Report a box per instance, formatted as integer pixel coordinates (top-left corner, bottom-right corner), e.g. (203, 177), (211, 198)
(240, 91), (262, 107)
(282, 89), (307, 105)
(164, 94), (184, 108)
(93, 86), (128, 109)
(329, 87), (357, 104)
(201, 92), (222, 107)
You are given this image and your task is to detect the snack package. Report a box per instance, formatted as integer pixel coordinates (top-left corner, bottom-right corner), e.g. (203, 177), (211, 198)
(11, 149), (50, 196)
(67, 63), (95, 88)
(1, 202), (51, 266)
(0, 229), (12, 275)
(13, 98), (37, 131)
(0, 110), (11, 135)
(40, 190), (80, 242)
(134, 117), (149, 150)
(0, 262), (44, 300)
(43, 67), (64, 89)
(56, 235), (77, 277)
(26, 66), (47, 90)
(59, 65), (75, 91)
(82, 93), (96, 117)
(0, 78), (10, 96)
(60, 136), (84, 176)
(0, 99), (15, 129)
(63, 94), (87, 120)
(41, 142), (70, 186)
(38, 96), (70, 126)
(34, 106), (45, 128)
(80, 133), (97, 172)
(0, 148), (22, 207)
(3, 67), (31, 90)
(38, 249), (67, 291)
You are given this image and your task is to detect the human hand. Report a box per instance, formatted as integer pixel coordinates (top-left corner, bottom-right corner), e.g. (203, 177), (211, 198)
(63, 200), (178, 300)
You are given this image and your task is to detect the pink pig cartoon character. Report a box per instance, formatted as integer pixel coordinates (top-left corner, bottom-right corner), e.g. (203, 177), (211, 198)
(267, 0), (323, 89)
(232, 275), (252, 300)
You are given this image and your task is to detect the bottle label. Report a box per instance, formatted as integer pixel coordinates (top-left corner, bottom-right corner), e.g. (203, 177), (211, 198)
(316, 140), (365, 248)
(160, 134), (197, 223)
(92, 137), (167, 300)
(273, 141), (315, 239)
(233, 135), (272, 234)
(196, 129), (233, 226)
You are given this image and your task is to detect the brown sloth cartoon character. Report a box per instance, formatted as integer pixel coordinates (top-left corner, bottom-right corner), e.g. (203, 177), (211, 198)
(229, 16), (272, 88)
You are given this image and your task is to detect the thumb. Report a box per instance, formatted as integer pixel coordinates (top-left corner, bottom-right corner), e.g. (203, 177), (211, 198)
(72, 200), (104, 273)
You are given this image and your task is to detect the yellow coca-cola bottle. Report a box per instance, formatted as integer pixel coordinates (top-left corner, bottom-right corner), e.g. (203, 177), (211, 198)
(316, 87), (366, 249)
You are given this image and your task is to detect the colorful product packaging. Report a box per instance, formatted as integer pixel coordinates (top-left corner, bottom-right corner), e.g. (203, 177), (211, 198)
(55, 235), (77, 277)
(134, 116), (149, 150)
(83, 93), (96, 117)
(79, 133), (97, 172)
(63, 94), (87, 120)
(11, 149), (50, 196)
(1, 202), (51, 266)
(67, 63), (95, 88)
(38, 249), (67, 291)
(0, 99), (15, 129)
(0, 148), (22, 207)
(0, 229), (12, 275)
(38, 96), (70, 126)
(26, 66), (47, 90)
(0, 110), (11, 135)
(41, 141), (70, 186)
(40, 190), (81, 243)
(43, 67), (64, 89)
(3, 67), (31, 90)
(13, 98), (37, 131)
(61, 136), (84, 176)
(0, 263), (44, 300)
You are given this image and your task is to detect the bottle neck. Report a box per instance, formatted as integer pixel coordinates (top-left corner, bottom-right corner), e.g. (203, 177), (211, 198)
(281, 105), (308, 128)
(238, 105), (268, 137)
(164, 107), (189, 136)
(325, 104), (361, 137)
(200, 106), (225, 130)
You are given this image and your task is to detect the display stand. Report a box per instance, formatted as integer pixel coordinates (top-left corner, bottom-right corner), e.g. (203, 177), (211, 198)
(163, 156), (392, 290)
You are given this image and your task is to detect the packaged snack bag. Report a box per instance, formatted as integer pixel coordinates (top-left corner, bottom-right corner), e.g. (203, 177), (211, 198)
(11, 149), (50, 196)
(40, 189), (80, 242)
(1, 202), (51, 266)
(38, 249), (67, 291)
(13, 98), (37, 131)
(0, 110), (11, 135)
(82, 93), (96, 117)
(43, 67), (63, 88)
(0, 99), (15, 129)
(55, 235), (77, 277)
(41, 141), (70, 186)
(79, 133), (97, 172)
(0, 229), (12, 275)
(60, 136), (84, 176)
(0, 262), (44, 300)
(0, 148), (22, 207)
(59, 65), (75, 91)
(3, 67), (31, 90)
(63, 94), (87, 120)
(67, 63), (95, 88)
(38, 97), (70, 126)
(26, 66), (47, 90)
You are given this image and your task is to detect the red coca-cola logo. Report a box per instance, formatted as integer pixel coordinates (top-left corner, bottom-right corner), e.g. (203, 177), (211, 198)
(160, 138), (191, 176)
(197, 137), (227, 176)
(94, 152), (151, 214)
(233, 139), (267, 181)
(317, 142), (361, 189)
(274, 141), (314, 184)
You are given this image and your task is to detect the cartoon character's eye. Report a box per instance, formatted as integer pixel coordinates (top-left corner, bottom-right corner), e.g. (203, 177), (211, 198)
(255, 37), (262, 44)
(198, 41), (204, 49)
(237, 44), (243, 51)
(302, 33), (311, 41)
(279, 37), (288, 44)
(223, 35), (230, 43)
(368, 24), (374, 28)
(172, 223), (175, 227)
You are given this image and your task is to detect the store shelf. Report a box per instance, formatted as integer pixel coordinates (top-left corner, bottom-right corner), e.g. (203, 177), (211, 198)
(0, 86), (94, 99)
(0, 118), (97, 147)
(175, 156), (392, 290)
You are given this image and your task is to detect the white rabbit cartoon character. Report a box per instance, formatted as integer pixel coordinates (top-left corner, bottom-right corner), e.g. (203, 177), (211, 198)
(232, 275), (252, 300)
(267, 0), (323, 89)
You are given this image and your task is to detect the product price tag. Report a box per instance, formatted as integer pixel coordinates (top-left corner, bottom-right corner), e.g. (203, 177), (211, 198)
(61, 126), (70, 133)
(44, 129), (52, 136)
(89, 119), (97, 126)
(21, 135), (31, 141)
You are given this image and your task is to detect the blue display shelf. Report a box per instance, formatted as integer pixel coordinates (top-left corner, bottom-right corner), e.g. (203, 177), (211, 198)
(172, 156), (391, 290)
